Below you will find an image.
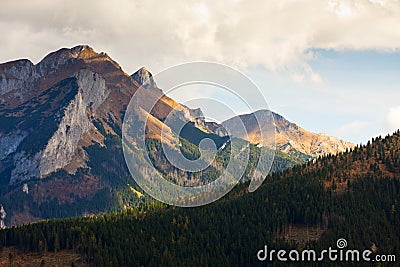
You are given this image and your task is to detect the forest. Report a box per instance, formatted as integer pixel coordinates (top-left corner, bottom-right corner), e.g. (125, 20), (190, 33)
(0, 131), (399, 266)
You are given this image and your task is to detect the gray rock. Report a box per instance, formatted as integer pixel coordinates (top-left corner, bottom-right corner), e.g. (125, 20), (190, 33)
(131, 67), (157, 89)
(0, 131), (27, 160)
(9, 69), (110, 183)
(11, 151), (41, 182)
(40, 69), (110, 178)
(0, 59), (39, 96)
(0, 204), (6, 229)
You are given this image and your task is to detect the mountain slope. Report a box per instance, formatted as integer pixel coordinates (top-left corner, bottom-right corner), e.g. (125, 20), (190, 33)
(221, 109), (354, 157)
(1, 131), (398, 266)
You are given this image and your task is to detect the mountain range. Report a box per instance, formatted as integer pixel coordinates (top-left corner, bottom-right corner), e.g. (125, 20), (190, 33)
(0, 45), (353, 225)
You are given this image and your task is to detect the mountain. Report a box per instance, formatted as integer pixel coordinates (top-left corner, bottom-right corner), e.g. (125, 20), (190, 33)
(131, 66), (157, 89)
(0, 45), (308, 226)
(0, 45), (355, 226)
(1, 131), (398, 266)
(0, 45), (218, 224)
(220, 109), (354, 157)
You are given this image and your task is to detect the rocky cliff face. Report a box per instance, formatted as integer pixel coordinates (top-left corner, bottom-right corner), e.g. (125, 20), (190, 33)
(7, 70), (110, 183)
(0, 131), (27, 161)
(39, 70), (110, 178)
(0, 59), (39, 100)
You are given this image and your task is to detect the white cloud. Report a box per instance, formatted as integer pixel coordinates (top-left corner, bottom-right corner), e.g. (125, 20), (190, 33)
(0, 0), (400, 76)
(291, 63), (323, 84)
(336, 120), (369, 135)
(387, 106), (400, 131)
(327, 0), (358, 19)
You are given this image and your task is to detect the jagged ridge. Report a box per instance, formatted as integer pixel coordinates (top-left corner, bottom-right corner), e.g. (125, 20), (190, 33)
(220, 109), (354, 157)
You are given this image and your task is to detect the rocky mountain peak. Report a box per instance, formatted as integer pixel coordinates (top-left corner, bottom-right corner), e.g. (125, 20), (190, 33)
(36, 45), (111, 74)
(221, 109), (354, 157)
(0, 58), (34, 71)
(131, 66), (157, 89)
(40, 45), (100, 62)
(0, 59), (39, 96)
(0, 45), (124, 107)
(5, 68), (110, 183)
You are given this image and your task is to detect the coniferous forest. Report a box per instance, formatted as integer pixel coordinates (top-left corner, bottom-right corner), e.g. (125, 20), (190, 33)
(0, 131), (399, 266)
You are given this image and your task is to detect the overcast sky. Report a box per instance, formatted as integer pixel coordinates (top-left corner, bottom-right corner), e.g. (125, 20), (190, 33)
(1, 0), (400, 143)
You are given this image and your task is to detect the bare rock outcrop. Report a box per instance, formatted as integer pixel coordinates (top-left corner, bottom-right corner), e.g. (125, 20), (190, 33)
(9, 69), (110, 183)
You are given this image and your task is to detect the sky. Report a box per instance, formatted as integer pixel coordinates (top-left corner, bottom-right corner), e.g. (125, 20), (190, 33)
(0, 0), (400, 143)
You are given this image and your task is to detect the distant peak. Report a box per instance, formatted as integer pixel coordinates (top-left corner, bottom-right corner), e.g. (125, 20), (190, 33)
(131, 67), (157, 89)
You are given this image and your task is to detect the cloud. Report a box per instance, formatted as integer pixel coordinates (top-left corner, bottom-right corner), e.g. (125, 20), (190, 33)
(291, 63), (323, 84)
(336, 120), (369, 135)
(387, 106), (400, 131)
(0, 0), (400, 76)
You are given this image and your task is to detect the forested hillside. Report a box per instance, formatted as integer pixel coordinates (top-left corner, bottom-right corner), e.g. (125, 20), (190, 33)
(0, 131), (399, 266)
